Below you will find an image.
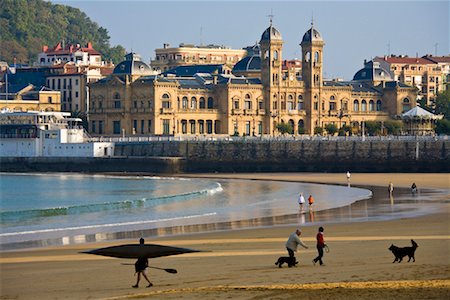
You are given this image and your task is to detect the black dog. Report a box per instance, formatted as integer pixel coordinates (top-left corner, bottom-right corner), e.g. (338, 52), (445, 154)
(275, 256), (298, 268)
(388, 239), (419, 263)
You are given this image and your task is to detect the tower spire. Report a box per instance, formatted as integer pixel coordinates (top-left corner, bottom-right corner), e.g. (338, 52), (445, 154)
(267, 9), (274, 26)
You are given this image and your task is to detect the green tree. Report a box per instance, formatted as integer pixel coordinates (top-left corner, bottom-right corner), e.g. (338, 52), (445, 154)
(324, 123), (338, 136)
(0, 0), (125, 64)
(364, 121), (381, 136)
(276, 123), (293, 135)
(384, 120), (403, 135)
(314, 126), (324, 135)
(435, 119), (450, 135)
(434, 90), (450, 120)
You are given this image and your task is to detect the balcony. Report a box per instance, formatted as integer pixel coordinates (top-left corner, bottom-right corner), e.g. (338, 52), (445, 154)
(257, 109), (266, 116)
(288, 110), (298, 115)
(232, 108), (243, 115)
(160, 107), (174, 114)
(244, 109), (255, 115)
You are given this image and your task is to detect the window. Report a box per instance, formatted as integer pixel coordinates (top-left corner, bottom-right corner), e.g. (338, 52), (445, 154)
(273, 101), (278, 110)
(133, 120), (137, 133)
(305, 52), (310, 62)
(281, 101), (286, 110)
(361, 100), (367, 112)
(353, 100), (359, 112)
(207, 97), (214, 109)
(148, 120), (152, 133)
(273, 50), (278, 61)
(199, 97), (206, 109)
(99, 101), (103, 109)
(402, 98), (411, 112)
(141, 120), (144, 134)
(199, 120), (204, 134)
(181, 120), (187, 134)
(206, 120), (213, 134)
(369, 100), (375, 111)
(233, 99), (239, 109)
(190, 120), (195, 134)
(48, 96), (53, 103)
(314, 51), (320, 63)
(162, 93), (171, 109)
(162, 119), (170, 135)
(190, 97), (197, 109)
(258, 100), (263, 110)
(133, 101), (137, 108)
(182, 97), (188, 109)
(314, 102), (318, 110)
(245, 121), (251, 135)
(113, 121), (121, 134)
(91, 121), (96, 133)
(329, 102), (336, 111)
(287, 101), (294, 110)
(376, 100), (382, 111)
(298, 95), (304, 110)
(244, 94), (251, 109)
(258, 121), (262, 134)
(114, 100), (121, 109)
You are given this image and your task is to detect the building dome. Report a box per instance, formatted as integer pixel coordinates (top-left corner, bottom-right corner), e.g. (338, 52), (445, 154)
(113, 52), (152, 76)
(232, 44), (261, 75)
(353, 60), (393, 82)
(260, 25), (282, 42)
(301, 27), (323, 43)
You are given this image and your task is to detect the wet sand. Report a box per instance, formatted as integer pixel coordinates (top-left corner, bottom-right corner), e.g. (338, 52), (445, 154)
(0, 173), (449, 299)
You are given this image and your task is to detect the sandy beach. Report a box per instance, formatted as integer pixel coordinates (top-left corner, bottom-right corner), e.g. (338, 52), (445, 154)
(1, 173), (449, 299)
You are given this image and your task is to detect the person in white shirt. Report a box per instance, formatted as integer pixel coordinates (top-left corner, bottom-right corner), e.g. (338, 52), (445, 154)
(298, 193), (305, 211)
(285, 229), (308, 265)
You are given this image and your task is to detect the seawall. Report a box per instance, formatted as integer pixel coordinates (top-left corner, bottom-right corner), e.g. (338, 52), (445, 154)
(1, 139), (448, 173)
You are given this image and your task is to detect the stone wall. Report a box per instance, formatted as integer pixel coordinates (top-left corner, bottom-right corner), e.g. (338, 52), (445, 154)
(114, 139), (449, 172)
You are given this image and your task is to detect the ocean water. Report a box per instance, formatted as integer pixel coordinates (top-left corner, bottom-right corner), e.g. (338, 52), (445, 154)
(1, 173), (447, 250)
(0, 173), (371, 246)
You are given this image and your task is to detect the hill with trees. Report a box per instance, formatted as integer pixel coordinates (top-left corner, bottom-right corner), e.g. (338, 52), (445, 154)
(0, 0), (125, 64)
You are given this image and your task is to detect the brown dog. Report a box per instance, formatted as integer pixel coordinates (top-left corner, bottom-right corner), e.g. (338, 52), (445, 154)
(388, 239), (418, 263)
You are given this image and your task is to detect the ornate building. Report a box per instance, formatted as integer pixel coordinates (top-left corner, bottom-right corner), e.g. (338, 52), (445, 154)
(89, 22), (417, 136)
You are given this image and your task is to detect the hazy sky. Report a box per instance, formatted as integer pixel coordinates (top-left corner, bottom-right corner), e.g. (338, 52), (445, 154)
(52, 0), (449, 80)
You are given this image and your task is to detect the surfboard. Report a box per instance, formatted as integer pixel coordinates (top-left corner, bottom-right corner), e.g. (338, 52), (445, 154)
(81, 243), (202, 259)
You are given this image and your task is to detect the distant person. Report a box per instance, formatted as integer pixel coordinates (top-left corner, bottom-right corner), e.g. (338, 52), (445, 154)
(132, 238), (153, 288)
(388, 182), (394, 195)
(346, 171), (351, 182)
(313, 226), (326, 266)
(298, 193), (306, 211)
(411, 182), (417, 194)
(308, 195), (315, 210)
(285, 228), (308, 265)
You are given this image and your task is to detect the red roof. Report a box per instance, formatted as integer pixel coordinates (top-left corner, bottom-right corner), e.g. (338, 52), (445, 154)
(377, 56), (431, 65)
(423, 55), (450, 64)
(42, 42), (101, 56)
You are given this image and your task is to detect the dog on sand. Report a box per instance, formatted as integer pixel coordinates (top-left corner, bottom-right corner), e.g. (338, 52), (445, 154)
(388, 239), (418, 263)
(275, 256), (298, 268)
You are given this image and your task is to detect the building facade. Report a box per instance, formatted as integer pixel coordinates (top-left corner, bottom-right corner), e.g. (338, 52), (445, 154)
(150, 43), (247, 73)
(374, 55), (450, 106)
(0, 84), (61, 112)
(89, 23), (417, 137)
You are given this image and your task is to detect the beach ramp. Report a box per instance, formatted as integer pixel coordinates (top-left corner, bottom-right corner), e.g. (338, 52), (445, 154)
(81, 243), (202, 259)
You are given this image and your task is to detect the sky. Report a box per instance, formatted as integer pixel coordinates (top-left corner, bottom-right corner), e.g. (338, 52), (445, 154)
(51, 0), (449, 80)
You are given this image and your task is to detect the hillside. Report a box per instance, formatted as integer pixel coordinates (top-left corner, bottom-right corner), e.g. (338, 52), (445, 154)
(0, 0), (125, 64)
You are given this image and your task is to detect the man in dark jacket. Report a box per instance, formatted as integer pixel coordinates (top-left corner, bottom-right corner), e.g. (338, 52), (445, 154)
(132, 238), (153, 288)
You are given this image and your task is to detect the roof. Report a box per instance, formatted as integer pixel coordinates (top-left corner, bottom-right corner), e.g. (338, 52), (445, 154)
(301, 26), (323, 43)
(353, 60), (393, 82)
(42, 42), (101, 56)
(422, 55), (450, 64)
(164, 64), (224, 77)
(377, 56), (431, 65)
(113, 52), (152, 75)
(232, 56), (261, 73)
(324, 81), (382, 94)
(260, 25), (282, 41)
(402, 105), (443, 120)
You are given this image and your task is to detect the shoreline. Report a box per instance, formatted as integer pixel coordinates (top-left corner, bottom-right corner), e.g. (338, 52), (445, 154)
(1, 173), (449, 299)
(1, 174), (445, 251)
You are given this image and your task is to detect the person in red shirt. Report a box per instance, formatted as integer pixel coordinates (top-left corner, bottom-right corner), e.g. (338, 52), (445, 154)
(313, 226), (326, 266)
(308, 195), (314, 210)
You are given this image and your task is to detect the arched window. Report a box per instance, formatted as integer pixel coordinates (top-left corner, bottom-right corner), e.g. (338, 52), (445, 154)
(274, 50), (278, 61)
(182, 97), (188, 109)
(369, 100), (375, 111)
(114, 93), (120, 99)
(207, 97), (214, 109)
(244, 94), (252, 109)
(191, 97), (197, 109)
(314, 51), (320, 63)
(361, 100), (367, 112)
(376, 100), (382, 111)
(305, 52), (311, 62)
(353, 100), (359, 112)
(181, 120), (187, 134)
(288, 119), (294, 131)
(402, 98), (411, 112)
(330, 95), (335, 101)
(162, 93), (170, 99)
(298, 120), (305, 133)
(297, 95), (304, 110)
(199, 97), (206, 109)
(161, 93), (171, 109)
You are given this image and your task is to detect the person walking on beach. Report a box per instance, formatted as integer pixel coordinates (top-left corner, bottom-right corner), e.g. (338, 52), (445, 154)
(313, 226), (326, 266)
(132, 238), (153, 288)
(286, 229), (308, 266)
(298, 193), (306, 212)
(388, 182), (394, 195)
(308, 195), (314, 210)
(346, 171), (351, 182)
(411, 182), (417, 194)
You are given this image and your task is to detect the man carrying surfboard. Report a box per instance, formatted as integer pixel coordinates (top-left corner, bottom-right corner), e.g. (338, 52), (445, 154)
(132, 238), (153, 288)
